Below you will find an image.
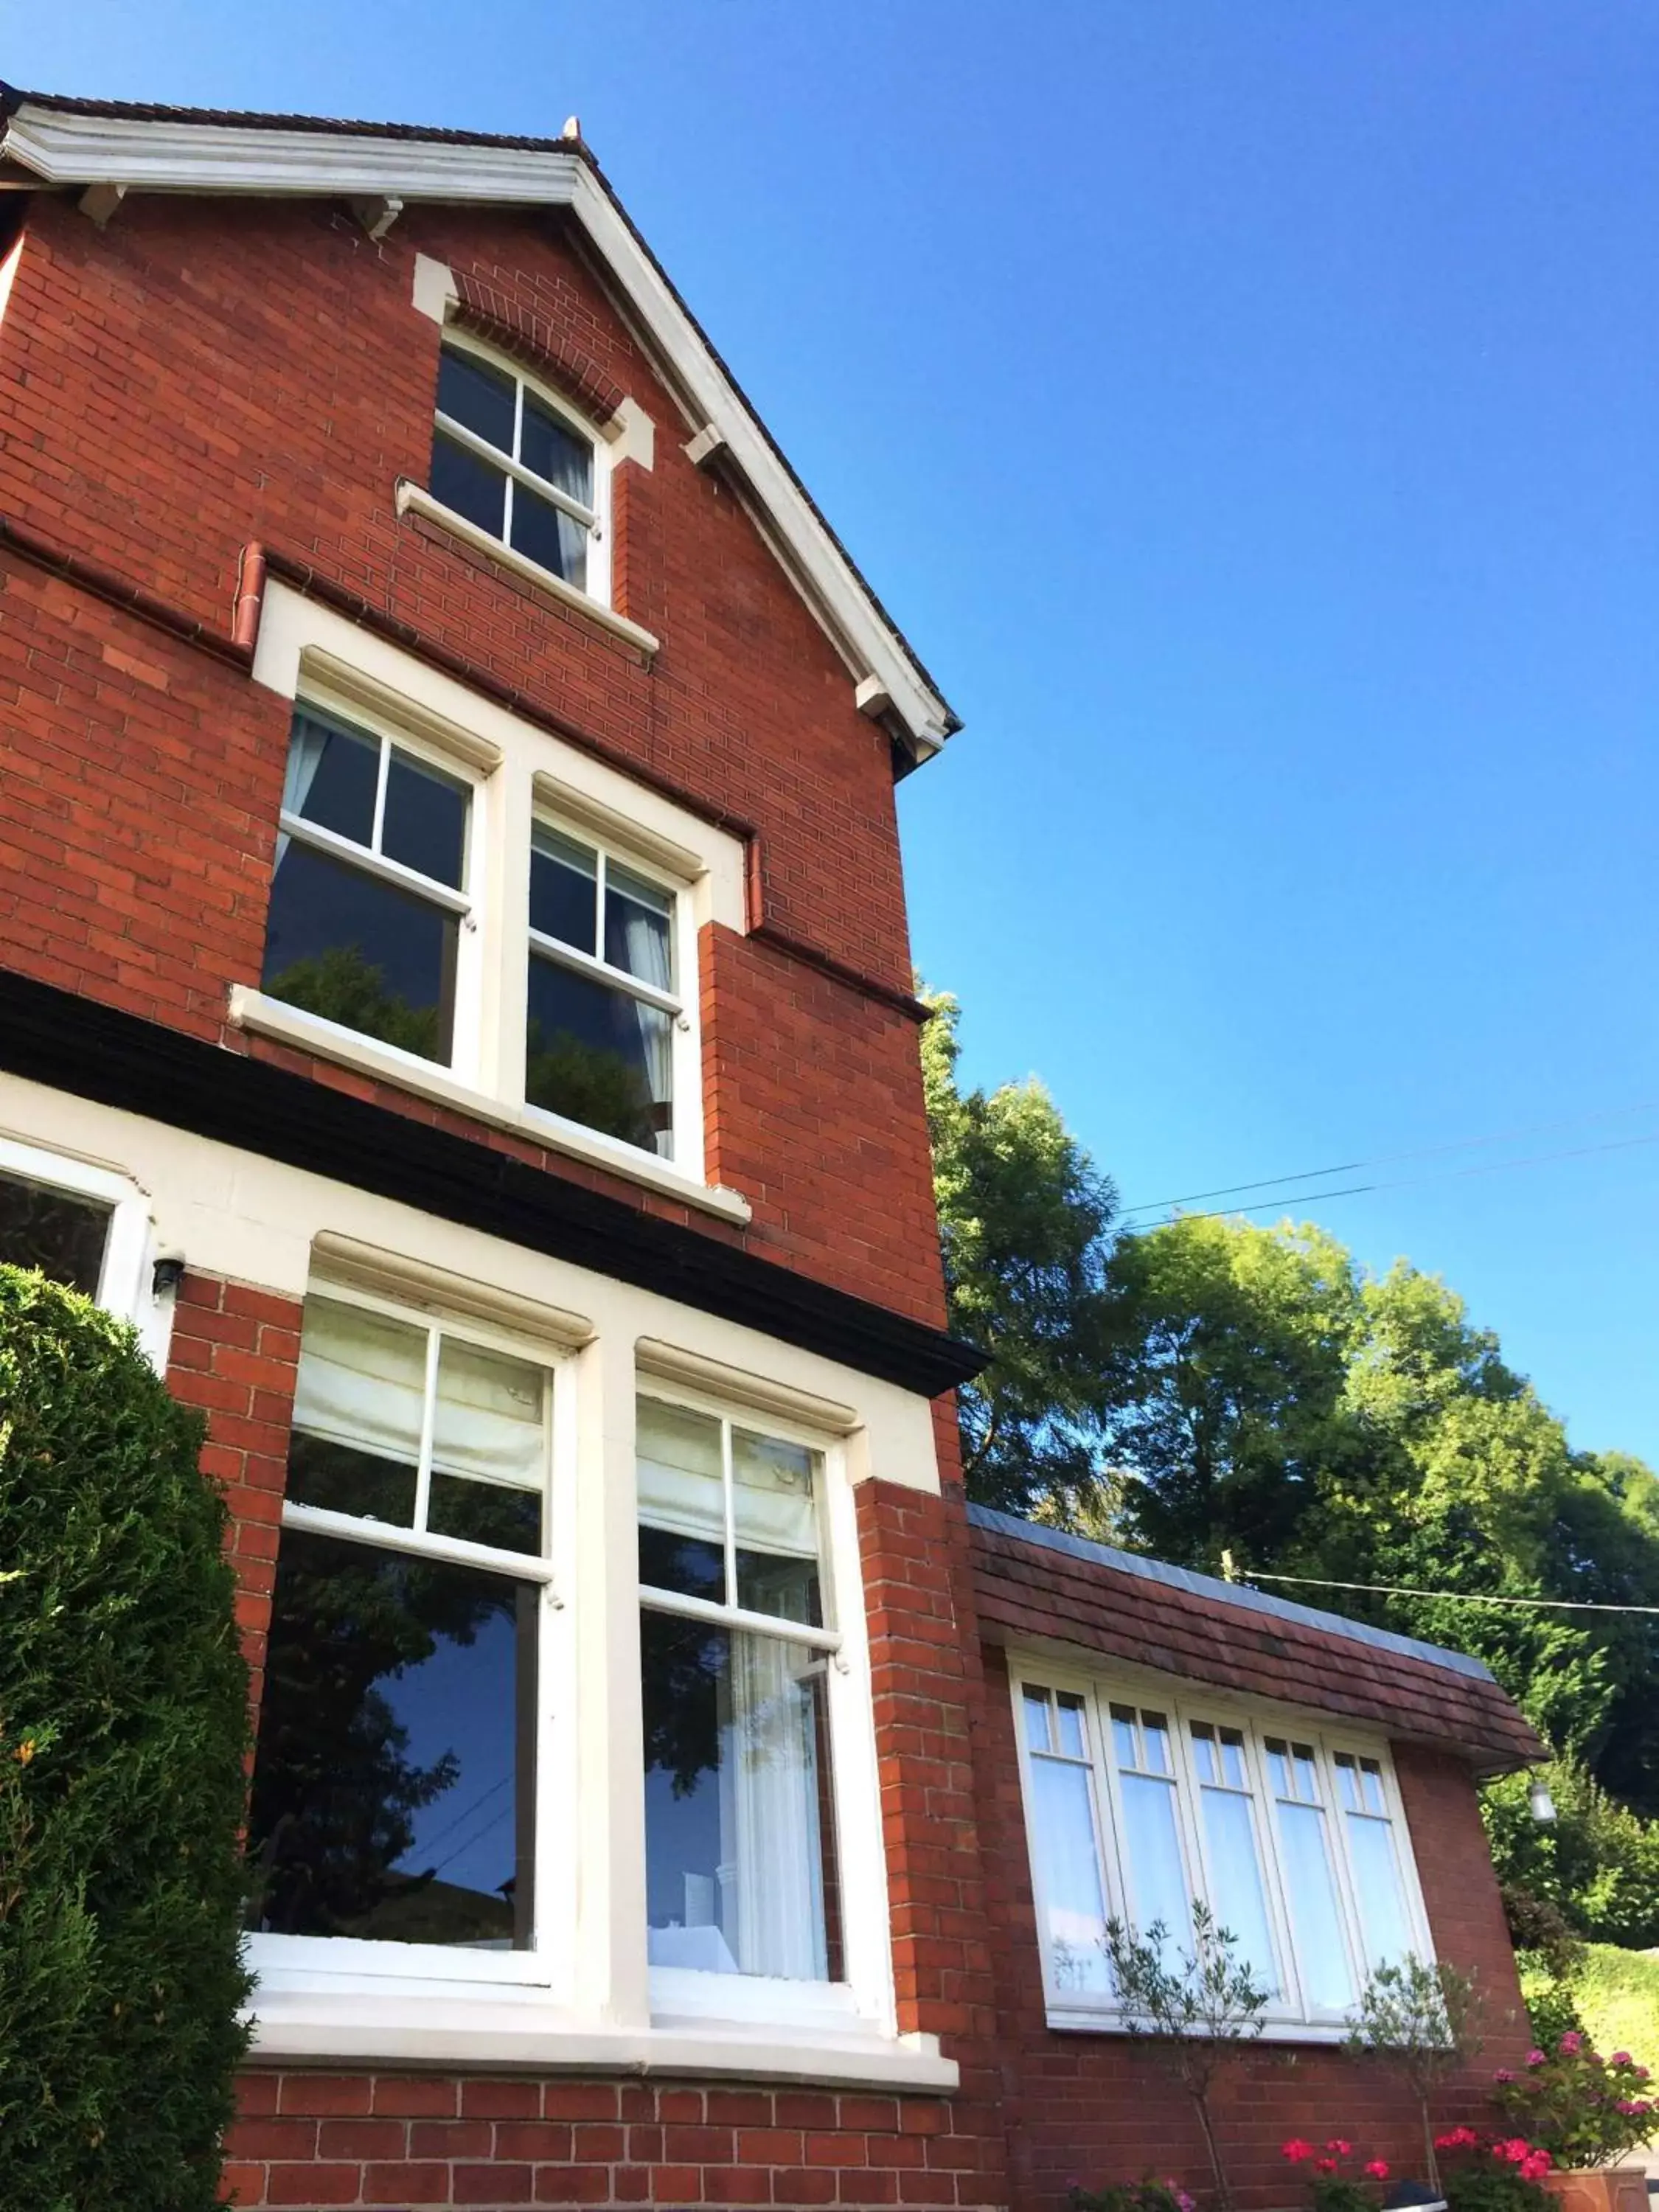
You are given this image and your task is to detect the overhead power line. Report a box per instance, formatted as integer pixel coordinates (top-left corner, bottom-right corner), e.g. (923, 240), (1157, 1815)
(1239, 1567), (1659, 1618)
(1121, 1125), (1659, 1227)
(1121, 1094), (1659, 1220)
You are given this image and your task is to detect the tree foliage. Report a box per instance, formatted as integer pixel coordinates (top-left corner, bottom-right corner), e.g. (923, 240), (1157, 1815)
(0, 1267), (251, 2212)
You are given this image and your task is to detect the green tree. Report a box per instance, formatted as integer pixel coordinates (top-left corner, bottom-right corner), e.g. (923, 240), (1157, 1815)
(920, 991), (1121, 1514)
(0, 1267), (251, 2211)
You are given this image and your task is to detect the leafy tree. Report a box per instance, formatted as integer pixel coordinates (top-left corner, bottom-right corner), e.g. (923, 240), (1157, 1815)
(1484, 1761), (1659, 1950)
(0, 1267), (251, 2211)
(1345, 1956), (1486, 2191)
(921, 991), (1121, 1514)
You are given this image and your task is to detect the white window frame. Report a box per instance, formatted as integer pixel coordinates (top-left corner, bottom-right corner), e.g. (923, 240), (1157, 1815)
(1008, 1660), (1436, 2040)
(268, 695), (488, 1088)
(635, 1380), (890, 2037)
(429, 328), (613, 611)
(524, 815), (701, 1172)
(244, 1281), (577, 2000)
(0, 1130), (169, 1368)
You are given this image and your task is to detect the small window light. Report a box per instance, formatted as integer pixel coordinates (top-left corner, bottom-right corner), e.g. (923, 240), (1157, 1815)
(1528, 1777), (1558, 1825)
(151, 1253), (187, 1299)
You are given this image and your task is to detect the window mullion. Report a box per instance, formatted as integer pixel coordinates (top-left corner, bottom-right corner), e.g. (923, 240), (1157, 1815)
(370, 734), (390, 854)
(720, 1415), (737, 1611)
(1318, 1736), (1380, 1994)
(413, 1323), (440, 1533)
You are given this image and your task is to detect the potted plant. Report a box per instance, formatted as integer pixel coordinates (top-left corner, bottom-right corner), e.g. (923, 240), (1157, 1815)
(1432, 2128), (1553, 2212)
(1490, 2034), (1655, 2212)
(1281, 2136), (1397, 2212)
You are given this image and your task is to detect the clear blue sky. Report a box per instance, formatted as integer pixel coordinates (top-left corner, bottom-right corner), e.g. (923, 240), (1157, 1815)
(11, 4), (1658, 1462)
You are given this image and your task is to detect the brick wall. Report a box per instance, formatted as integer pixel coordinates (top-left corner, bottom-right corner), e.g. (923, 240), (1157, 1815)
(222, 2076), (996, 2210)
(971, 1643), (1529, 2212)
(0, 187), (947, 1323)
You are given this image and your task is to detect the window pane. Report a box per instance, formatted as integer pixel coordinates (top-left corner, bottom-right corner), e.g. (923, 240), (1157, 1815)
(425, 1338), (546, 1556)
(1220, 1732), (1248, 1790)
(641, 1612), (841, 1982)
(1023, 1688), (1053, 1755)
(285, 1434), (418, 1528)
(605, 863), (674, 992)
(637, 1397), (725, 1551)
(247, 1531), (538, 1950)
(525, 953), (669, 1155)
(283, 711), (378, 846)
(263, 841), (459, 1064)
(1276, 1801), (1354, 2010)
(1361, 1761), (1388, 1815)
(520, 394), (593, 502)
(1110, 1706), (1138, 1768)
(1054, 1694), (1087, 1761)
(1346, 1813), (1413, 1972)
(1200, 1787), (1279, 1998)
(0, 1173), (110, 1297)
(529, 826), (598, 953)
(1141, 1714), (1172, 1775)
(1119, 1772), (1191, 1956)
(437, 346), (515, 453)
(291, 1297), (428, 1486)
(380, 748), (469, 888)
(639, 1522), (726, 1602)
(1029, 1755), (1112, 1994)
(431, 431), (507, 538)
(731, 1426), (821, 1625)
(509, 481), (588, 590)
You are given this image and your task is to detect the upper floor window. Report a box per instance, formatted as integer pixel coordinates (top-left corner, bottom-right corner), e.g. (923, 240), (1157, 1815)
(262, 706), (475, 1071)
(637, 1393), (844, 1989)
(245, 1290), (557, 1966)
(1013, 1669), (1430, 2036)
(430, 337), (608, 603)
(527, 824), (681, 1159)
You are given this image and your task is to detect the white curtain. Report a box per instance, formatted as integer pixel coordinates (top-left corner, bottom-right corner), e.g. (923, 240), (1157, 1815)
(293, 1296), (544, 1493)
(621, 901), (674, 1156)
(721, 1630), (828, 1982)
(636, 1395), (725, 1546)
(275, 715), (331, 869)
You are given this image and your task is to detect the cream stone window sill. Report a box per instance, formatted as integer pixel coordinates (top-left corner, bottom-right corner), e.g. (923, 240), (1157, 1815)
(395, 479), (661, 657)
(227, 986), (751, 1225)
(246, 1985), (959, 2092)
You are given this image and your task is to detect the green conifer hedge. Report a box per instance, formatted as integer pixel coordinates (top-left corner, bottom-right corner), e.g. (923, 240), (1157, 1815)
(0, 1265), (251, 2211)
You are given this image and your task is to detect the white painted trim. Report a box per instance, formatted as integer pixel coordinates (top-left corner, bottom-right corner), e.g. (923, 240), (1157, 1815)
(635, 1338), (860, 1436)
(310, 1231), (594, 1346)
(227, 984), (752, 1224)
(0, 1128), (170, 1368)
(396, 481), (657, 654)
(607, 395), (655, 470)
(0, 102), (953, 754)
(244, 1979), (959, 2087)
(411, 251), (456, 324)
(298, 647), (503, 773)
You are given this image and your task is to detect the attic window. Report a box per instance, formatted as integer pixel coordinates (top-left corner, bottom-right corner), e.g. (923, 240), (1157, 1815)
(428, 334), (609, 605)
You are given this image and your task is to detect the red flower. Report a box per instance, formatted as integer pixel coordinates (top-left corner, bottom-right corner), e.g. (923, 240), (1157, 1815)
(1326, 2141), (1353, 2157)
(1434, 2129), (1480, 2153)
(1315, 2160), (1339, 2176)
(1282, 2142), (1317, 2165)
(1365, 2163), (1390, 2181)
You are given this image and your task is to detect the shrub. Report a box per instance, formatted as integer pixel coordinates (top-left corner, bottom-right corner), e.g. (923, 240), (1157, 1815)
(1069, 2181), (1196, 2212)
(1281, 2136), (1394, 2212)
(1433, 2132), (1553, 2212)
(0, 1267), (251, 2211)
(1492, 2031), (1655, 2168)
(1344, 1955), (1486, 2191)
(1573, 1946), (1659, 2078)
(1484, 1764), (1659, 1950)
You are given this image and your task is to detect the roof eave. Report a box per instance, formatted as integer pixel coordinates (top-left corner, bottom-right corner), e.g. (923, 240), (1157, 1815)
(0, 94), (959, 760)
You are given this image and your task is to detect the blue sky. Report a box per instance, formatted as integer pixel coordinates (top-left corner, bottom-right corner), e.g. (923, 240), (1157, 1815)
(10, 4), (1658, 1461)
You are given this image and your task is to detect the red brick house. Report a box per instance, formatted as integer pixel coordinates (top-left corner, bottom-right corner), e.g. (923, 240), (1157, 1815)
(0, 86), (1540, 2212)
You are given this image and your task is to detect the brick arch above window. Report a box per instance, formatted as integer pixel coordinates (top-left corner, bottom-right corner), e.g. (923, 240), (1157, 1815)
(448, 271), (627, 427)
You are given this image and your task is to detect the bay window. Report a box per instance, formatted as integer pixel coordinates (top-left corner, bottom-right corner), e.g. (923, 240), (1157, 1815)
(636, 1393), (845, 1989)
(1011, 1667), (1431, 2034)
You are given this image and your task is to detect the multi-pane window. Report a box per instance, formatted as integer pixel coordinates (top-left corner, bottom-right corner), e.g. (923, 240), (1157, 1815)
(636, 1394), (844, 1984)
(526, 824), (680, 1158)
(1012, 1672), (1429, 2032)
(430, 338), (604, 598)
(246, 1293), (554, 1958)
(0, 1136), (159, 1357)
(262, 706), (473, 1070)
(0, 1166), (112, 1296)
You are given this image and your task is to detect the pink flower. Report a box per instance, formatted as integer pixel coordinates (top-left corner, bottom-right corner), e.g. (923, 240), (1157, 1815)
(1522, 2154), (1553, 2183)
(1435, 2129), (1480, 2152)
(1366, 2163), (1391, 2181)
(1613, 2053), (1634, 2067)
(1498, 2139), (1535, 2166)
(1315, 2160), (1338, 2176)
(1326, 2142), (1353, 2157)
(1559, 2031), (1584, 2055)
(1526, 2049), (1548, 2067)
(1283, 2142), (1317, 2165)
(1493, 2069), (1516, 2084)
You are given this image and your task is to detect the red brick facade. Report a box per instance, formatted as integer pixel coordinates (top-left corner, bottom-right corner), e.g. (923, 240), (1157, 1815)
(0, 102), (1535, 2212)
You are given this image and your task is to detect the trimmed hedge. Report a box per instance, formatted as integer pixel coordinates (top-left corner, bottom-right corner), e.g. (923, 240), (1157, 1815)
(0, 1266), (251, 2211)
(1575, 1944), (1659, 2075)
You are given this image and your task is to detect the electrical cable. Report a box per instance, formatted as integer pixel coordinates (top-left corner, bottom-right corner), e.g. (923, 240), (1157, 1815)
(1239, 1568), (1659, 1618)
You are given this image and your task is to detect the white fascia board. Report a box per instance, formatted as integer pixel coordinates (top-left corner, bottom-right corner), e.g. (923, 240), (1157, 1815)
(1, 102), (953, 755)
(0, 105), (584, 204)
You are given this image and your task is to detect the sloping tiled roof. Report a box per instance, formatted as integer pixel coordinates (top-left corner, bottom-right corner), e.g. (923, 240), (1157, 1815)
(969, 1506), (1543, 1777)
